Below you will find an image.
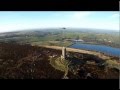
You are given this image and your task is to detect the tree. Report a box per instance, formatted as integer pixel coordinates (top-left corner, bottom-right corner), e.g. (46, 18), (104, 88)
(75, 35), (79, 40)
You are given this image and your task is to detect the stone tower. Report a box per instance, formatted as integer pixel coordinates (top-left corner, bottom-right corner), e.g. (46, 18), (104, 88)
(61, 47), (66, 60)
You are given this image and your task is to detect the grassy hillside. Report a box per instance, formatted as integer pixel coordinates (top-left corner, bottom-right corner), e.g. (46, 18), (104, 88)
(0, 43), (119, 79)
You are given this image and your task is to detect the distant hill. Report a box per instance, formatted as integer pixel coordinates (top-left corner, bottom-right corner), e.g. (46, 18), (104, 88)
(0, 28), (119, 48)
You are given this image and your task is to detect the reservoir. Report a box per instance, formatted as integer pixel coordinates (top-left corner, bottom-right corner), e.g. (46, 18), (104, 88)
(69, 42), (120, 57)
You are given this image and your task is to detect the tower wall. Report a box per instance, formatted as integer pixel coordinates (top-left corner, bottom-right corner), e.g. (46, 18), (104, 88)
(62, 47), (66, 59)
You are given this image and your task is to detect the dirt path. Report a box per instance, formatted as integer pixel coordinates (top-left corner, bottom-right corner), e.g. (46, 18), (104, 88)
(37, 45), (110, 60)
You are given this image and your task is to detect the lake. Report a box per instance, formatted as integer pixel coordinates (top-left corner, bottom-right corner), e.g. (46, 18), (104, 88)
(69, 42), (120, 57)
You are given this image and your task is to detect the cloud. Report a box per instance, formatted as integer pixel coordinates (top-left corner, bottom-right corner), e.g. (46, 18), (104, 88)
(111, 13), (119, 18)
(72, 12), (91, 20)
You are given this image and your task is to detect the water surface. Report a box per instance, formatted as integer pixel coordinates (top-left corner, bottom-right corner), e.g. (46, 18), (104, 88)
(69, 42), (120, 57)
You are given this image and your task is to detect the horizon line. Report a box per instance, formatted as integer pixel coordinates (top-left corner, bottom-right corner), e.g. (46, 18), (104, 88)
(0, 27), (119, 34)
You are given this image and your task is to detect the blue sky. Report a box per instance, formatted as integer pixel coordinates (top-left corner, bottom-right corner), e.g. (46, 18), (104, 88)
(0, 11), (119, 33)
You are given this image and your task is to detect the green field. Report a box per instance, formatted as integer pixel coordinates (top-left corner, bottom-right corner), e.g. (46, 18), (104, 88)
(0, 29), (119, 48)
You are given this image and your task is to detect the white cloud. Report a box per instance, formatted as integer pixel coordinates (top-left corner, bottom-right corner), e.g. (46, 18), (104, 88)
(66, 12), (119, 31)
(72, 12), (91, 20)
(111, 13), (119, 18)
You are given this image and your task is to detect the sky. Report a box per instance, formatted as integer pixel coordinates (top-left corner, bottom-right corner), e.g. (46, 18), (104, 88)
(0, 11), (119, 33)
